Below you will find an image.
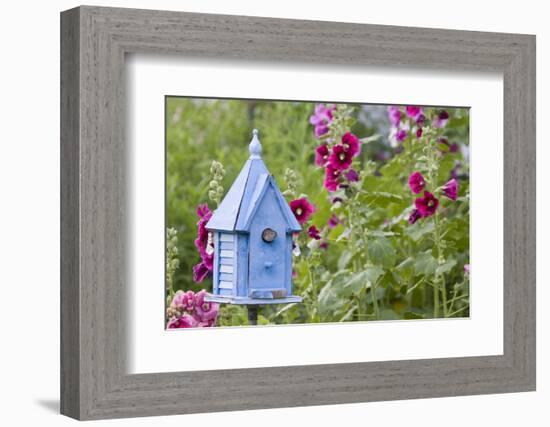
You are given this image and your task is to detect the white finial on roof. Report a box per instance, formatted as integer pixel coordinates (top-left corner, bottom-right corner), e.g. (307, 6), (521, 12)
(249, 129), (262, 159)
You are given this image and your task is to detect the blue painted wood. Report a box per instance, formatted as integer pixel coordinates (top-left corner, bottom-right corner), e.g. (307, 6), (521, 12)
(220, 241), (234, 250)
(206, 130), (302, 304)
(219, 257), (233, 266)
(285, 232), (293, 296)
(204, 295), (302, 305)
(248, 186), (287, 291)
(206, 160), (253, 231)
(219, 273), (233, 282)
(236, 233), (248, 297)
(213, 232), (220, 295)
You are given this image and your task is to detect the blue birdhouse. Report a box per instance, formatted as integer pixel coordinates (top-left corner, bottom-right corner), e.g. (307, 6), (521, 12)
(205, 129), (302, 306)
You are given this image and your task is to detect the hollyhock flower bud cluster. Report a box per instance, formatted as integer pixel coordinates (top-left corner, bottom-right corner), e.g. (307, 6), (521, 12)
(407, 171), (458, 224)
(208, 161), (226, 206)
(167, 289), (219, 328)
(309, 104), (336, 138)
(387, 106), (450, 146)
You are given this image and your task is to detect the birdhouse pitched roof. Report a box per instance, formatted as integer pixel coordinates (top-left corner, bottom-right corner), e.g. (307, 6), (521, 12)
(206, 130), (301, 233)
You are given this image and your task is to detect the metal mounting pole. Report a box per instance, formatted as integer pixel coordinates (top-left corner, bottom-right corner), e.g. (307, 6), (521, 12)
(247, 305), (259, 325)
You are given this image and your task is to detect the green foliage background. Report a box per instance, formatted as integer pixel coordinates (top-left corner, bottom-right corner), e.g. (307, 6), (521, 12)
(166, 97), (470, 326)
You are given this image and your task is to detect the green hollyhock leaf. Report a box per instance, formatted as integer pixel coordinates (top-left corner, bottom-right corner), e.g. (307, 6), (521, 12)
(368, 237), (396, 268)
(415, 251), (438, 275)
(436, 259), (457, 275)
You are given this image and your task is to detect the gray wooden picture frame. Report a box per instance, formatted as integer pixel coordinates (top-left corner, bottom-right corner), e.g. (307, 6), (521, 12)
(60, 5), (536, 420)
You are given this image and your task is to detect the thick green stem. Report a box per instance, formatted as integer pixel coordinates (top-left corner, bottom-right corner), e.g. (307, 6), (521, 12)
(371, 283), (380, 318)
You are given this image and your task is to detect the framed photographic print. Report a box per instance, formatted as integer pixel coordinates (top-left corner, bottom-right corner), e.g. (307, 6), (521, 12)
(61, 5), (536, 420)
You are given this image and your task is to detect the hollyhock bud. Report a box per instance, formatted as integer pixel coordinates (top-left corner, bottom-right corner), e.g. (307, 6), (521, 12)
(442, 178), (458, 201)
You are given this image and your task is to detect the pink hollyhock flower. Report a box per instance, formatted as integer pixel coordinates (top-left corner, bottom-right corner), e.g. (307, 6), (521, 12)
(442, 178), (458, 201)
(433, 110), (449, 128)
(387, 106), (401, 127)
(345, 168), (359, 182)
(405, 106), (423, 119)
(167, 314), (197, 329)
(396, 129), (407, 142)
(183, 291), (196, 311)
(324, 165), (341, 192)
(170, 290), (185, 309)
(170, 290), (196, 312)
(290, 197), (316, 224)
(197, 319), (217, 327)
(309, 104), (335, 138)
(193, 290), (219, 323)
(341, 132), (361, 157)
(408, 209), (422, 224)
(328, 214), (340, 228)
(315, 144), (330, 167)
(193, 261), (211, 283)
(464, 264), (470, 276)
(328, 144), (353, 170)
(415, 191), (439, 217)
(408, 171), (426, 194)
(307, 225), (321, 240)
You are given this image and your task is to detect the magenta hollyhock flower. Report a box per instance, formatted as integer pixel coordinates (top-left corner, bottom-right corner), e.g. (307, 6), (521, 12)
(307, 225), (322, 240)
(396, 129), (407, 142)
(416, 114), (426, 126)
(309, 104), (335, 138)
(315, 144), (330, 167)
(433, 110), (449, 128)
(408, 209), (422, 224)
(290, 197), (316, 224)
(194, 203), (213, 255)
(415, 191), (439, 217)
(408, 171), (426, 194)
(329, 144), (354, 170)
(416, 128), (423, 138)
(341, 132), (361, 157)
(319, 241), (328, 250)
(192, 261), (211, 283)
(387, 106), (401, 127)
(324, 165), (341, 192)
(193, 290), (219, 323)
(167, 314), (197, 329)
(405, 106), (423, 119)
(328, 214), (340, 228)
(442, 178), (458, 201)
(345, 168), (359, 182)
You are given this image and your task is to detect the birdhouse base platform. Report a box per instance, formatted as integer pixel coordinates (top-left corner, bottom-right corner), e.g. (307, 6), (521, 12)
(204, 295), (302, 305)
